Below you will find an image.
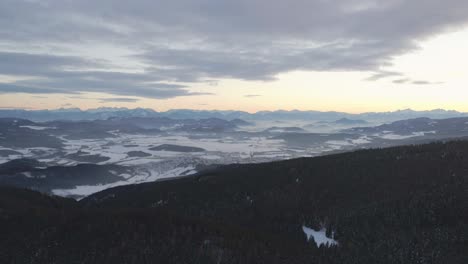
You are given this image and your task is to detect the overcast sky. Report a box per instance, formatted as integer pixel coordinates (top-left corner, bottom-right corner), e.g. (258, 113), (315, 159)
(1, 0), (468, 113)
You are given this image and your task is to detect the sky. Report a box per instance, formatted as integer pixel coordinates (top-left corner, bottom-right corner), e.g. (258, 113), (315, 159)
(1, 0), (468, 113)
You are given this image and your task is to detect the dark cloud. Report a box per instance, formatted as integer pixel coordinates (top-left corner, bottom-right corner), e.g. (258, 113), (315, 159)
(413, 81), (431, 85)
(390, 78), (444, 85)
(67, 95), (91, 100)
(0, 83), (69, 94)
(0, 0), (467, 97)
(0, 51), (101, 76)
(0, 106), (35, 110)
(412, 80), (444, 85)
(370, 73), (444, 86)
(244, 94), (261, 98)
(393, 78), (410, 84)
(0, 52), (202, 98)
(366, 71), (404, 81)
(99, 97), (140, 103)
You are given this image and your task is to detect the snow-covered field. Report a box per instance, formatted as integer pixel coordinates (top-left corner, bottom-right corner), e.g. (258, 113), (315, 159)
(1, 127), (439, 170)
(0, 125), (444, 198)
(0, 131), (374, 167)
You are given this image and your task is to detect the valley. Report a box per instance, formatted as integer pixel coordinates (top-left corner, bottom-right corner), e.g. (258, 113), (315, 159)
(2, 112), (468, 199)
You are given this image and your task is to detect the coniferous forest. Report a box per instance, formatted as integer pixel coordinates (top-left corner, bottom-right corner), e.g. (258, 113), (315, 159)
(1, 140), (468, 263)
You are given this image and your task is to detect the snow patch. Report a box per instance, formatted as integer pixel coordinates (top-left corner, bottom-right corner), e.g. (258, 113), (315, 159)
(20, 125), (55, 130)
(22, 172), (33, 178)
(377, 131), (436, 140)
(351, 136), (372, 145)
(302, 226), (338, 247)
(325, 140), (352, 146)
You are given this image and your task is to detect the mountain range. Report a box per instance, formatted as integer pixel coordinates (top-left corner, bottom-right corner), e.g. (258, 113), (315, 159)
(1, 107), (467, 122)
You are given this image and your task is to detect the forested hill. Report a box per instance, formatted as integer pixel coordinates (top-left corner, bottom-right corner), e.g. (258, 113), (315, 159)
(2, 141), (468, 263)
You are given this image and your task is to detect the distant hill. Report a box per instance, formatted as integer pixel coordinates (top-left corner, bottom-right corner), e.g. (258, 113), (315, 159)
(263, 126), (307, 133)
(0, 159), (134, 198)
(346, 117), (468, 136)
(333, 118), (368, 125)
(0, 117), (247, 145)
(308, 118), (368, 129)
(230, 118), (253, 126)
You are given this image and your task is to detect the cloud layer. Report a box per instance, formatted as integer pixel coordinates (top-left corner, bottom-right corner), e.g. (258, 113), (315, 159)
(1, 0), (468, 98)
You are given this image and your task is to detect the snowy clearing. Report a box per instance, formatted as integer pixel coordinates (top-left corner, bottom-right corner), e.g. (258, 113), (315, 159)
(302, 226), (338, 247)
